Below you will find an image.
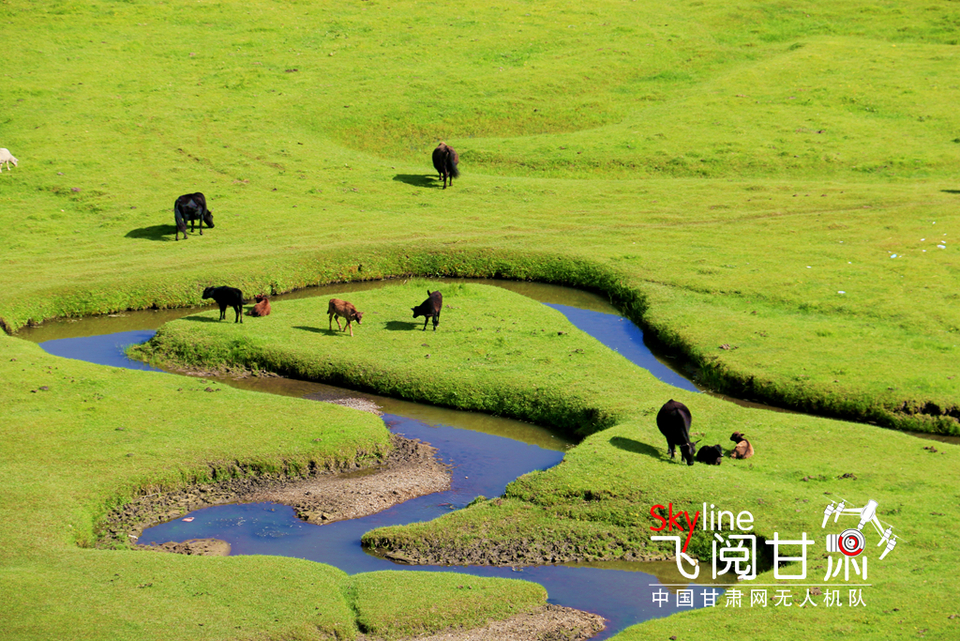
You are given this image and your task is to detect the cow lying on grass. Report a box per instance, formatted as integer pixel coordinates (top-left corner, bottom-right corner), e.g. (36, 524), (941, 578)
(695, 444), (723, 465)
(412, 290), (442, 331)
(202, 286), (243, 323)
(328, 298), (363, 337)
(250, 294), (271, 317)
(655, 399), (696, 465)
(730, 432), (755, 459)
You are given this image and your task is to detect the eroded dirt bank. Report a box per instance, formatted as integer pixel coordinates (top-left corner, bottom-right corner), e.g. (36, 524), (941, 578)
(97, 434), (450, 549)
(363, 604), (606, 641)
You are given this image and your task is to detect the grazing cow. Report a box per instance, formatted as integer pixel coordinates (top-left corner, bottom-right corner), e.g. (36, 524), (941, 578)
(202, 286), (243, 323)
(729, 432), (755, 459)
(412, 289), (442, 331)
(432, 142), (460, 189)
(328, 298), (363, 337)
(655, 399), (697, 465)
(174, 192), (214, 241)
(250, 294), (271, 317)
(695, 444), (723, 466)
(0, 148), (18, 172)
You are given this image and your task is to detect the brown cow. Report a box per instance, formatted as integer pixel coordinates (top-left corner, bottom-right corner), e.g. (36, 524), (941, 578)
(730, 432), (755, 459)
(328, 298), (363, 337)
(250, 294), (271, 317)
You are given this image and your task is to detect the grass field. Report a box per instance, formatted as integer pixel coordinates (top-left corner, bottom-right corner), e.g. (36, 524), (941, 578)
(2, 0), (960, 639)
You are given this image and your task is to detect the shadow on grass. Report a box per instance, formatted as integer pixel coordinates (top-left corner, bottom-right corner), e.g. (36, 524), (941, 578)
(181, 315), (219, 323)
(385, 321), (422, 331)
(942, 189), (960, 194)
(293, 325), (325, 334)
(609, 436), (663, 460)
(393, 174), (439, 189)
(125, 224), (177, 241)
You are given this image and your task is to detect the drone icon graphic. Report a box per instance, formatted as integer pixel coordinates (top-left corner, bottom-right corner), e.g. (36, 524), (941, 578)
(821, 498), (899, 560)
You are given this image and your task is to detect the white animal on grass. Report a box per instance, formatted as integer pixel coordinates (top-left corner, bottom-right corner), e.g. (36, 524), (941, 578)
(0, 148), (18, 172)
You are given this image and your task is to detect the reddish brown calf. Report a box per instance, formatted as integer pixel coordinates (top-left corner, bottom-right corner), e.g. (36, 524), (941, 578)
(328, 298), (363, 337)
(250, 294), (271, 317)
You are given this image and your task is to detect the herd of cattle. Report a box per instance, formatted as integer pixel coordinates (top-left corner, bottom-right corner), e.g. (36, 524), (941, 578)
(200, 285), (443, 335)
(3, 142), (749, 465)
(656, 399), (755, 465)
(201, 284), (745, 465)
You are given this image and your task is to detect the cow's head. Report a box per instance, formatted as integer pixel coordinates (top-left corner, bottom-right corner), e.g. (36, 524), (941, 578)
(680, 441), (697, 466)
(202, 209), (215, 228)
(353, 311), (363, 325)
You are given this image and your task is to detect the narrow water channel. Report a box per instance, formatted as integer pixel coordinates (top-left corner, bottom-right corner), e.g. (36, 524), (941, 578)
(24, 279), (950, 638)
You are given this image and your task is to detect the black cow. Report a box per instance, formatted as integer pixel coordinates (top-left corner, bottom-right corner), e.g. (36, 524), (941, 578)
(695, 444), (723, 466)
(174, 192), (214, 240)
(202, 286), (243, 323)
(432, 142), (460, 189)
(412, 289), (442, 331)
(656, 399), (697, 465)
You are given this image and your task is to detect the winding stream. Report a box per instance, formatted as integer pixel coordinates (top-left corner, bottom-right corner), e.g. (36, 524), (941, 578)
(19, 279), (899, 638)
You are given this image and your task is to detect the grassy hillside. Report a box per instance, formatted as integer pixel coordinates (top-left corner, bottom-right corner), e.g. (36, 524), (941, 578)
(2, 0), (959, 433)
(2, 0), (960, 639)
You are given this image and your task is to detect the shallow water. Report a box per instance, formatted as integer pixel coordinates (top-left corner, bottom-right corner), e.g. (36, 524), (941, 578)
(139, 415), (732, 639)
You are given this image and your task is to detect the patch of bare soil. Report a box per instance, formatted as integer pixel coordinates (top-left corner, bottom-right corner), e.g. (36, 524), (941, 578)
(144, 538), (231, 556)
(249, 435), (447, 524)
(364, 604), (605, 641)
(99, 433), (449, 550)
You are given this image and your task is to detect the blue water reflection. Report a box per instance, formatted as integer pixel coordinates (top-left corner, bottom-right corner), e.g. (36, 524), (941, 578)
(39, 330), (165, 372)
(545, 304), (699, 393)
(141, 415), (719, 639)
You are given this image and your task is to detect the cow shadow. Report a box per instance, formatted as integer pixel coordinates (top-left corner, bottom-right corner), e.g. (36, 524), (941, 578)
(393, 174), (439, 189)
(180, 315), (219, 323)
(942, 189), (960, 194)
(385, 321), (421, 331)
(125, 224), (177, 241)
(609, 436), (663, 459)
(293, 325), (325, 334)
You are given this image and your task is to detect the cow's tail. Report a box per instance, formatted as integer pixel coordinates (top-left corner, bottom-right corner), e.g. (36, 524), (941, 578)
(174, 205), (187, 237)
(448, 154), (460, 179)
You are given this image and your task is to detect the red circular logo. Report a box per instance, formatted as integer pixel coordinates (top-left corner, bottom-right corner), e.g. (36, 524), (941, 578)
(839, 528), (865, 557)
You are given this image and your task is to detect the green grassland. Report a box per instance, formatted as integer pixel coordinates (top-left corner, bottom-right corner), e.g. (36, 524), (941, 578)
(0, 332), (546, 640)
(136, 281), (960, 640)
(2, 0), (960, 639)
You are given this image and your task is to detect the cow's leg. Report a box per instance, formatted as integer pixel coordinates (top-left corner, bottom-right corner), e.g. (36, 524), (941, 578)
(347, 321), (353, 337)
(234, 305), (242, 323)
(667, 444), (676, 459)
(422, 317), (429, 331)
(218, 303), (227, 321)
